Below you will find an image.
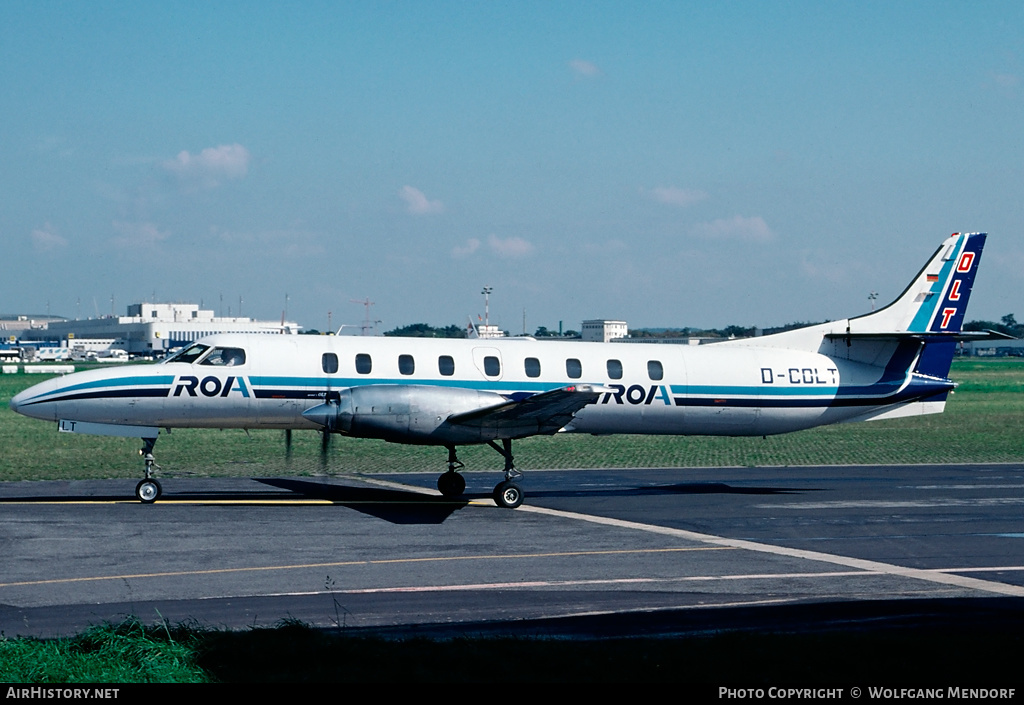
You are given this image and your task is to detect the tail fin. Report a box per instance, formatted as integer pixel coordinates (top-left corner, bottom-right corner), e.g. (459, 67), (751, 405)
(728, 232), (987, 380)
(719, 232), (988, 421)
(844, 232), (986, 378)
(850, 232), (986, 336)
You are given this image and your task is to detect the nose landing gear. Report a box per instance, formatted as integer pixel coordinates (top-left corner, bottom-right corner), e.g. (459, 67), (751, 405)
(135, 436), (162, 504)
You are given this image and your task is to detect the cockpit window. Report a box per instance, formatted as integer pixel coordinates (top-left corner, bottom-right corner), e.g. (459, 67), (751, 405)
(164, 343), (210, 364)
(199, 347), (247, 367)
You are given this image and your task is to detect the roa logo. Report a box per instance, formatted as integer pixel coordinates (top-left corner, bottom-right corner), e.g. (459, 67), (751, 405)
(173, 375), (250, 398)
(599, 384), (672, 405)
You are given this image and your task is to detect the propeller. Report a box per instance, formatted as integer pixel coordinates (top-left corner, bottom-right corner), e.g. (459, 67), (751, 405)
(320, 428), (332, 470)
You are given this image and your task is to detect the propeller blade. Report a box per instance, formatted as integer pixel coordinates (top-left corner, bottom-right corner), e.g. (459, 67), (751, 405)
(320, 430), (331, 469)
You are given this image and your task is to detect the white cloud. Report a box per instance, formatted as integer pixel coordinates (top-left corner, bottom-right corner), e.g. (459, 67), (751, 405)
(649, 186), (709, 208)
(162, 144), (251, 188)
(488, 234), (534, 258)
(691, 215), (773, 242)
(452, 234), (535, 258)
(31, 224), (68, 253)
(209, 226), (327, 258)
(570, 59), (602, 78)
(400, 185), (444, 215)
(452, 237), (481, 258)
(112, 220), (168, 247)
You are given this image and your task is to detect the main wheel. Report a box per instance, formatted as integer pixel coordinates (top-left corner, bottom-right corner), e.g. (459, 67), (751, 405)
(492, 480), (523, 509)
(135, 478), (162, 504)
(437, 471), (466, 497)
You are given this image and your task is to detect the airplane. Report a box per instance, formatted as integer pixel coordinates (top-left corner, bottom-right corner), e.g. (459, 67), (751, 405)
(9, 232), (989, 508)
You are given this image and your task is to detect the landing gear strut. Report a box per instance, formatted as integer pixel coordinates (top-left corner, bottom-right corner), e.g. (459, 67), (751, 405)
(437, 445), (466, 497)
(135, 436), (162, 504)
(434, 441), (524, 507)
(488, 439), (523, 509)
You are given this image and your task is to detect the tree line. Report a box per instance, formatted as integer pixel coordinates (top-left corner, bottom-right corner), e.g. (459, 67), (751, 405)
(307, 314), (1021, 340)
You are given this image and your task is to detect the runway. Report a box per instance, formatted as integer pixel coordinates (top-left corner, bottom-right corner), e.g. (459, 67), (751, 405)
(2, 463), (1024, 638)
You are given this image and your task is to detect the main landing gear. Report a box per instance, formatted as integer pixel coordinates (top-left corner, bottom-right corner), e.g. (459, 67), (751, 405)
(435, 440), (524, 509)
(437, 445), (467, 497)
(134, 436), (162, 504)
(489, 439), (523, 509)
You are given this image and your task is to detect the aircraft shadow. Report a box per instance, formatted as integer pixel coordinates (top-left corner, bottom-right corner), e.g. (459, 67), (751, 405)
(0, 479), (472, 525)
(0, 479), (813, 524)
(255, 478), (470, 524)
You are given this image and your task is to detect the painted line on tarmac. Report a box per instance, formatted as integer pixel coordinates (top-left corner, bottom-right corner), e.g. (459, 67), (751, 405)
(270, 570), (927, 597)
(0, 498), (490, 506)
(518, 504), (1024, 598)
(353, 476), (1024, 597)
(0, 546), (732, 589)
(754, 498), (1024, 509)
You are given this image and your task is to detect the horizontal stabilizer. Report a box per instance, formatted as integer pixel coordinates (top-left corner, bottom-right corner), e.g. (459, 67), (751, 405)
(824, 329), (1014, 343)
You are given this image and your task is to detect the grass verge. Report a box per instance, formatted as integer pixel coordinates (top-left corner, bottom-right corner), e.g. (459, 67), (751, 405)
(3, 615), (1021, 683)
(0, 619), (207, 683)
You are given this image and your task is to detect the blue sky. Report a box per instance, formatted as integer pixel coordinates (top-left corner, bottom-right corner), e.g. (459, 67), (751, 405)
(3, 1), (1021, 333)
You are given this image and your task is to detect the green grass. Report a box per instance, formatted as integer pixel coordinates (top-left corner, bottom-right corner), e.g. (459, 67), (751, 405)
(0, 620), (207, 683)
(3, 616), (1020, 683)
(1, 358), (1022, 482)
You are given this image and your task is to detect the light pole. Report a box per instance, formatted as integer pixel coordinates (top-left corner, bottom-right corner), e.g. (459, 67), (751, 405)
(481, 286), (493, 327)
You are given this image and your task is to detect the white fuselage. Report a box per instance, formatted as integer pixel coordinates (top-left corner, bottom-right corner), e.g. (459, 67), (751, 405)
(10, 332), (930, 442)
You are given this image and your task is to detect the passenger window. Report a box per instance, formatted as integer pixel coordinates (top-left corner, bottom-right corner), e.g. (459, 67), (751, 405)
(524, 357), (541, 378)
(200, 347), (246, 367)
(355, 353), (372, 374)
(607, 359), (623, 380)
(438, 355), (455, 376)
(566, 358), (582, 379)
(322, 353), (339, 374)
(484, 356), (500, 377)
(399, 354), (415, 375)
(647, 360), (664, 381)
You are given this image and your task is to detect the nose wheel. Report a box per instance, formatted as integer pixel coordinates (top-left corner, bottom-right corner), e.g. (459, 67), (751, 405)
(135, 436), (162, 503)
(136, 478), (162, 504)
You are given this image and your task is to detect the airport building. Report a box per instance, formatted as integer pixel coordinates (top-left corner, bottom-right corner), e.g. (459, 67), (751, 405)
(961, 338), (1024, 357)
(474, 324), (506, 339)
(20, 302), (301, 357)
(1, 314), (65, 339)
(581, 319), (629, 343)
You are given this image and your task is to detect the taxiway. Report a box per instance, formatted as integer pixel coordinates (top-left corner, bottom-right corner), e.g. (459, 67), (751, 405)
(2, 463), (1023, 638)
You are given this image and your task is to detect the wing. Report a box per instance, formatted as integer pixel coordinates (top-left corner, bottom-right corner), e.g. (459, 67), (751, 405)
(447, 384), (603, 437)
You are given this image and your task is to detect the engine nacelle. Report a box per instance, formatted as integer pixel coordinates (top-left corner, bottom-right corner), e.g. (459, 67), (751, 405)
(302, 385), (508, 445)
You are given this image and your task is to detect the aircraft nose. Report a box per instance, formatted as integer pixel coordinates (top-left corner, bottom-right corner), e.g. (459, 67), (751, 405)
(8, 384), (52, 420)
(9, 389), (24, 414)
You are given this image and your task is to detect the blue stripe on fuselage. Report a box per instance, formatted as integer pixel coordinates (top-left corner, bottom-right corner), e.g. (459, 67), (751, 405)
(17, 375), (175, 406)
